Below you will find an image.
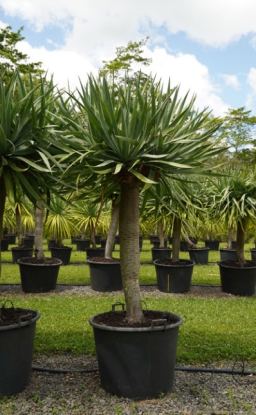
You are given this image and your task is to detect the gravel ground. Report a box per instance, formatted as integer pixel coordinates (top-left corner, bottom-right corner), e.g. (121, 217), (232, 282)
(1, 284), (256, 414)
(0, 354), (256, 414)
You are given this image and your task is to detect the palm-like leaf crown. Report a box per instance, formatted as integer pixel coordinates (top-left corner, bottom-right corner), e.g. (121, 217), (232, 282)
(0, 71), (63, 206)
(58, 74), (223, 189)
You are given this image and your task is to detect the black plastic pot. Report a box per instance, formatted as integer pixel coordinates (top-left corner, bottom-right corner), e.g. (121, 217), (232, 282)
(220, 248), (237, 261)
(89, 306), (183, 399)
(204, 240), (220, 251)
(151, 248), (172, 261)
(180, 241), (188, 252)
(88, 260), (123, 291)
(48, 239), (58, 250)
(1, 238), (9, 251)
(154, 259), (194, 293)
(0, 306), (40, 396)
(188, 248), (210, 265)
(75, 239), (90, 251)
(50, 246), (72, 265)
(11, 247), (33, 263)
(95, 235), (102, 244)
(218, 260), (256, 296)
(5, 234), (16, 244)
(22, 237), (34, 248)
(86, 247), (105, 260)
(232, 240), (237, 249)
(18, 257), (62, 293)
(251, 249), (256, 261)
(152, 239), (168, 248)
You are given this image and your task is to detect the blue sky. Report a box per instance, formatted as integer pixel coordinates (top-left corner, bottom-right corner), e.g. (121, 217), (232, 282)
(1, 0), (256, 117)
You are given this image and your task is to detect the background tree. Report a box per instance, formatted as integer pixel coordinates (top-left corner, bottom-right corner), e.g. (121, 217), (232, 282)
(0, 25), (43, 77)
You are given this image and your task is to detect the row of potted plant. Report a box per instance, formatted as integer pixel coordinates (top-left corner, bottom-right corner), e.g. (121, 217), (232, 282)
(1, 70), (256, 400)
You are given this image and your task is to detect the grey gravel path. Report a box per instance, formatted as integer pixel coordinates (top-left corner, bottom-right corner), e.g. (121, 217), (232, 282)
(0, 354), (256, 414)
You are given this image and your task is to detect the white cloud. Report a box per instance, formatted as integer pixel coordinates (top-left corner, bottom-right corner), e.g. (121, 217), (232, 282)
(145, 47), (228, 116)
(246, 67), (256, 110)
(1, 0), (256, 47)
(221, 74), (240, 89)
(19, 41), (97, 91)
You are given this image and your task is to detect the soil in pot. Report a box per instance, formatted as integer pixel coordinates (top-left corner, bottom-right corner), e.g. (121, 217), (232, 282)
(0, 304), (40, 396)
(218, 260), (256, 296)
(154, 259), (194, 293)
(90, 308), (183, 399)
(18, 257), (62, 293)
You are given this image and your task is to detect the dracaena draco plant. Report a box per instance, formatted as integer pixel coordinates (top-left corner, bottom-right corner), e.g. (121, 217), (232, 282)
(0, 70), (68, 274)
(56, 73), (224, 323)
(211, 169), (256, 265)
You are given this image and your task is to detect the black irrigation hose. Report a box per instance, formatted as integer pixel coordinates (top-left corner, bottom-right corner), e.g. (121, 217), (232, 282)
(31, 365), (256, 376)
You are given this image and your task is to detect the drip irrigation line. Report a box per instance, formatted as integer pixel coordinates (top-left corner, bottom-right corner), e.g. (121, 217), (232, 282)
(31, 365), (256, 376)
(0, 282), (221, 288)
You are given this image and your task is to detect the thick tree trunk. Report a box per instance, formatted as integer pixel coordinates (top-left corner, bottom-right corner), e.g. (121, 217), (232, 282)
(35, 198), (45, 260)
(0, 175), (6, 279)
(16, 206), (23, 247)
(236, 219), (246, 265)
(172, 216), (181, 262)
(119, 180), (143, 323)
(105, 201), (120, 259)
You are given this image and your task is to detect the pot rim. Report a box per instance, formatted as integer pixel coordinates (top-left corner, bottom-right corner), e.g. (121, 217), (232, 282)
(218, 260), (256, 269)
(153, 259), (194, 268)
(89, 310), (183, 332)
(17, 257), (62, 266)
(0, 309), (40, 332)
(87, 259), (120, 265)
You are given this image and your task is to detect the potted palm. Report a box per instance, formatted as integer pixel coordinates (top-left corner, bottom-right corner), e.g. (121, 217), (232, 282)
(57, 73), (223, 399)
(216, 169), (256, 296)
(153, 177), (198, 292)
(8, 192), (35, 262)
(44, 195), (79, 265)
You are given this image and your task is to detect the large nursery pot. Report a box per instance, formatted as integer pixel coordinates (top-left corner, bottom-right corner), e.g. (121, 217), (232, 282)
(218, 260), (256, 296)
(220, 248), (237, 261)
(188, 247), (210, 265)
(50, 246), (72, 265)
(89, 304), (183, 399)
(17, 257), (62, 293)
(87, 259), (123, 292)
(151, 247), (172, 262)
(154, 259), (194, 293)
(11, 247), (33, 263)
(75, 239), (90, 251)
(204, 239), (220, 251)
(0, 301), (40, 396)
